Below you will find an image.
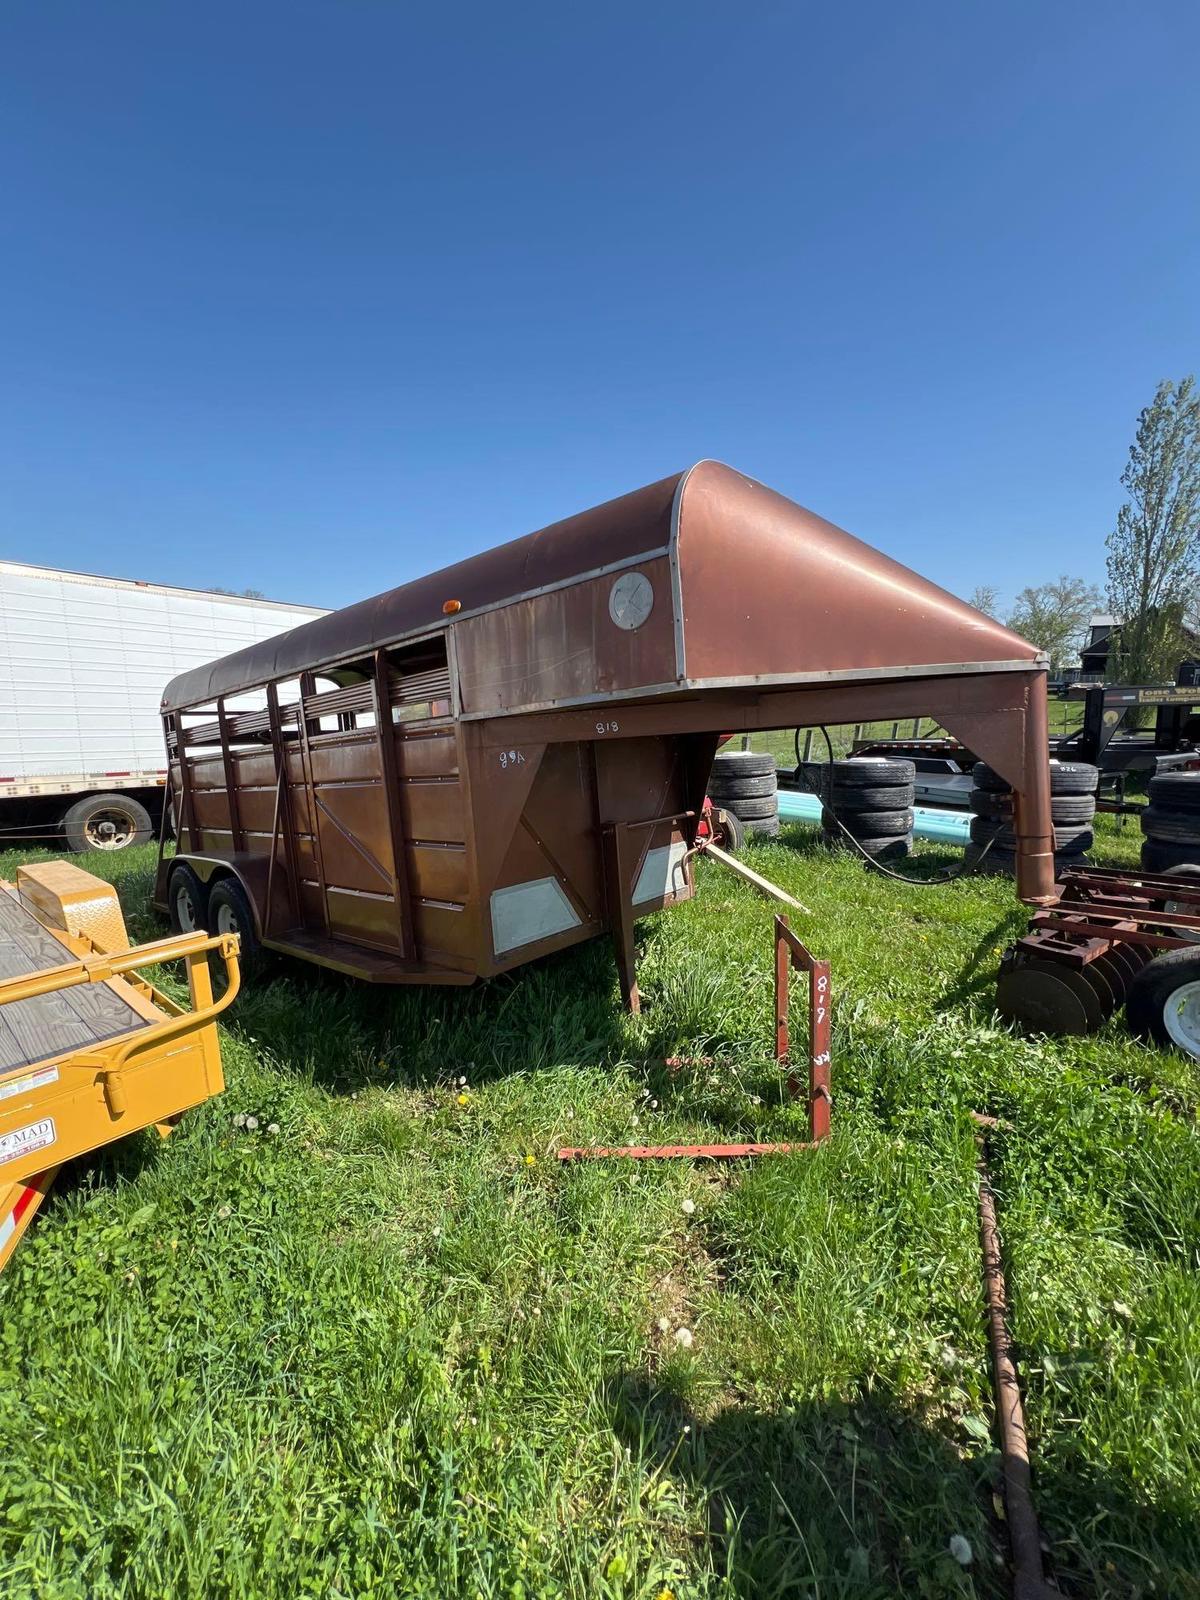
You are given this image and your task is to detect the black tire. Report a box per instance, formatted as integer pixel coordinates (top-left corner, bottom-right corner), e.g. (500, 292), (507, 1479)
(745, 815), (781, 839)
(1126, 947), (1200, 1060)
(831, 757), (916, 786)
(168, 863), (208, 935)
(971, 762), (1012, 794)
(1051, 794), (1097, 823)
(825, 807), (914, 836)
(1049, 762), (1100, 796)
(725, 796), (779, 821)
(829, 782), (913, 810)
(710, 809), (746, 852)
(968, 789), (1095, 823)
(1148, 773), (1200, 811)
(206, 877), (262, 985)
(62, 792), (153, 853)
(707, 773), (777, 801)
(1048, 764), (1095, 795)
(1139, 806), (1200, 845)
(1141, 838), (1200, 874)
(972, 761), (1097, 797)
(710, 750), (776, 779)
(968, 788), (1011, 818)
(970, 816), (1094, 853)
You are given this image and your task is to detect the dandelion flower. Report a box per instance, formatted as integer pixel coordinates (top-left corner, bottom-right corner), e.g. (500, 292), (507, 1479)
(674, 1327), (694, 1349)
(948, 1534), (973, 1566)
(457, 1093), (470, 1106)
(524, 1153), (536, 1166)
(267, 1122), (280, 1136)
(681, 1198), (696, 1216)
(656, 1316), (671, 1334)
(245, 1115), (259, 1131)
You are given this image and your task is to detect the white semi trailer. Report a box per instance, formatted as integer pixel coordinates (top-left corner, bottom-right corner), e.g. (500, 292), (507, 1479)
(0, 562), (326, 852)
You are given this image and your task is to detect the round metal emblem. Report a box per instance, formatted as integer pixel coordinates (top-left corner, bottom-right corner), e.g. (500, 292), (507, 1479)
(608, 571), (654, 631)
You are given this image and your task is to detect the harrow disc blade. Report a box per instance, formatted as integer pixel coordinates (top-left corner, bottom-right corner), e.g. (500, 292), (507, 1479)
(1089, 950), (1128, 1009)
(996, 958), (1104, 1035)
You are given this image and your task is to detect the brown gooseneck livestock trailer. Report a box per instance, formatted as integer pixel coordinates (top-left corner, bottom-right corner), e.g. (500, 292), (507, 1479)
(155, 462), (1054, 1008)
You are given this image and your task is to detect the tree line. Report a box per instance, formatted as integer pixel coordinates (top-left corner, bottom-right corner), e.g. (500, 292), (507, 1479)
(972, 377), (1200, 683)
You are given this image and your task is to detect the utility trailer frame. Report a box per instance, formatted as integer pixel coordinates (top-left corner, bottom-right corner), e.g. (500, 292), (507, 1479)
(0, 861), (239, 1271)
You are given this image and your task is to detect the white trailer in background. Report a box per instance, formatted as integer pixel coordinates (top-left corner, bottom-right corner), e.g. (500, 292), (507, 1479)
(0, 563), (326, 852)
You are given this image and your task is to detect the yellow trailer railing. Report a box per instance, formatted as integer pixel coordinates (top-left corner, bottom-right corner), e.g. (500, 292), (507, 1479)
(0, 862), (238, 1272)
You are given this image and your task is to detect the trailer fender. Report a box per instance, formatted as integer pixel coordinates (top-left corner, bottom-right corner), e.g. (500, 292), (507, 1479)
(168, 855), (269, 939)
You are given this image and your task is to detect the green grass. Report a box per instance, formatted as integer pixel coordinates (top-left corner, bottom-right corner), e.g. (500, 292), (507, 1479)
(0, 810), (1197, 1599)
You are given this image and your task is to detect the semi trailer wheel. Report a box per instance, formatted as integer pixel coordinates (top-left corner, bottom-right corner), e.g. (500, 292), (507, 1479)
(63, 792), (153, 853)
(1126, 947), (1200, 1061)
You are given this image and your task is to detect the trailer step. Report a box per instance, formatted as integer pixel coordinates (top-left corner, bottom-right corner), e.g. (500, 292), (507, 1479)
(265, 929), (474, 984)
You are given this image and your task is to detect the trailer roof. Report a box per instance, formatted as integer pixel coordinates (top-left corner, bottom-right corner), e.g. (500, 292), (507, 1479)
(162, 462), (1042, 712)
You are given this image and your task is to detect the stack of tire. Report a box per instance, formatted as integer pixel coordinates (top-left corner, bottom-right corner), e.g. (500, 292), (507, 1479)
(707, 749), (779, 840)
(1140, 772), (1200, 873)
(965, 760), (1098, 875)
(819, 756), (915, 862)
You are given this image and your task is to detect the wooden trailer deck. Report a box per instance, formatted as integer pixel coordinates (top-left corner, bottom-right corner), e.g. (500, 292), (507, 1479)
(0, 889), (151, 1075)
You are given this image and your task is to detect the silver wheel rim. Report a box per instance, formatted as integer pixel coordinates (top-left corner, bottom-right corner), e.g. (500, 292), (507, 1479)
(216, 902), (239, 937)
(85, 807), (136, 850)
(1163, 979), (1200, 1060)
(174, 883), (198, 932)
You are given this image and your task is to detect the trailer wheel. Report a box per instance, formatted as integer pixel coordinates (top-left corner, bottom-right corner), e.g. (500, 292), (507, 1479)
(1126, 947), (1200, 1061)
(709, 809), (746, 852)
(63, 793), (153, 853)
(168, 863), (208, 935)
(207, 878), (262, 982)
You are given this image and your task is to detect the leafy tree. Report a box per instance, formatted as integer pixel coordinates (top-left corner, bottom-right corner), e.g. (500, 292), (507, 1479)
(1106, 376), (1200, 684)
(968, 584), (1001, 619)
(1006, 575), (1102, 675)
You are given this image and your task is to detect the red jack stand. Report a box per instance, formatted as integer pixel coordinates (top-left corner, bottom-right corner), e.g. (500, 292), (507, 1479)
(558, 915), (832, 1161)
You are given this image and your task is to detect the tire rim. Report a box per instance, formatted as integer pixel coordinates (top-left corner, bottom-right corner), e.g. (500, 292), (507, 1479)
(216, 903), (239, 938)
(174, 882), (198, 932)
(1163, 979), (1200, 1061)
(85, 807), (137, 850)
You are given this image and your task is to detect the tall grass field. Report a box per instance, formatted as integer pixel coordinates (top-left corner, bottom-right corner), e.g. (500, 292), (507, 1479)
(0, 800), (1197, 1599)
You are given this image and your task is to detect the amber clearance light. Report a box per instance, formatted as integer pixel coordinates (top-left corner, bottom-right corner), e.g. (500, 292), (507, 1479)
(442, 599), (462, 615)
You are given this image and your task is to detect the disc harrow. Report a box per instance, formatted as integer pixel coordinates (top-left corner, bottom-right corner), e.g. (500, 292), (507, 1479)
(996, 865), (1200, 1050)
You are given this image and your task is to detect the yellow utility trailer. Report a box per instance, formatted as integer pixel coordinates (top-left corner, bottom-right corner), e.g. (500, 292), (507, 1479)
(0, 860), (239, 1270)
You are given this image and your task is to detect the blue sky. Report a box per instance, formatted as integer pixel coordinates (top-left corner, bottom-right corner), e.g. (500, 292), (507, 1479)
(2, 2), (1196, 616)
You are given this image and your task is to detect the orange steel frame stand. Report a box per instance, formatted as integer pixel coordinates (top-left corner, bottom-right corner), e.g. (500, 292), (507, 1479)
(558, 915), (831, 1161)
